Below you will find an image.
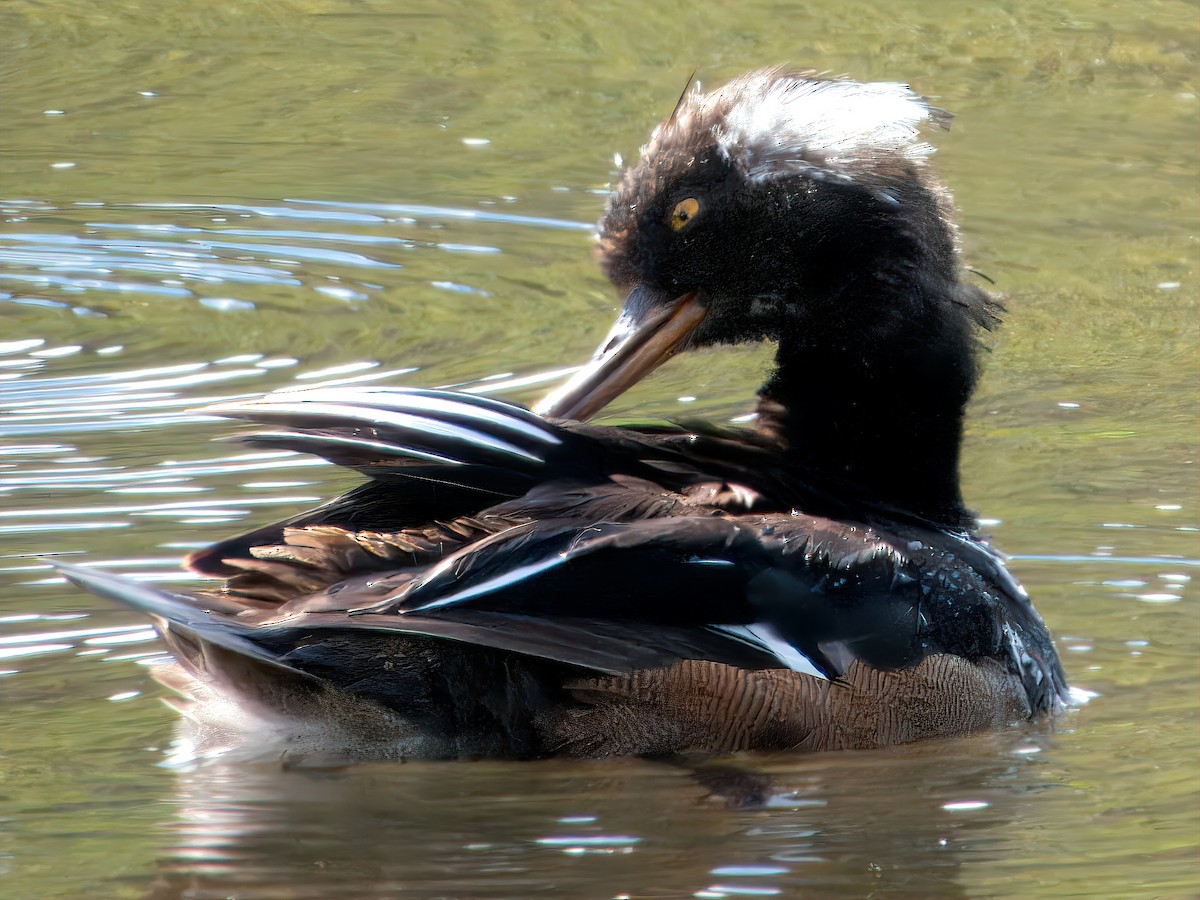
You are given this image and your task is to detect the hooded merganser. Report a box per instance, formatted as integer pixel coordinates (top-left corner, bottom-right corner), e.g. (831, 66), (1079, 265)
(60, 69), (1068, 759)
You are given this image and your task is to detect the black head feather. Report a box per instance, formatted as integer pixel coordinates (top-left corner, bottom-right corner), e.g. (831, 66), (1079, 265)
(596, 68), (1002, 526)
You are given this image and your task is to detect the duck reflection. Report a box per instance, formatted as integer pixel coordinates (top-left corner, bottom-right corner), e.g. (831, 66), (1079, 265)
(144, 725), (1058, 899)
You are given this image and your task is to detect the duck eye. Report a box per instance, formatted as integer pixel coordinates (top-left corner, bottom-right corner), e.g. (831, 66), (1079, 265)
(668, 197), (700, 232)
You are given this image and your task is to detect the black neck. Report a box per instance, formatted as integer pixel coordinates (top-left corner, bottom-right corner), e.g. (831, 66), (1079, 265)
(757, 286), (981, 530)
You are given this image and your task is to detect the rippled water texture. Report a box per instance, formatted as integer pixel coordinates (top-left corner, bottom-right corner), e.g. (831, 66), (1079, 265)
(2, 1), (1197, 897)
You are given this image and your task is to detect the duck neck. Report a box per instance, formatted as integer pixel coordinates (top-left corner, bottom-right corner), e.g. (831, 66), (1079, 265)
(757, 302), (978, 529)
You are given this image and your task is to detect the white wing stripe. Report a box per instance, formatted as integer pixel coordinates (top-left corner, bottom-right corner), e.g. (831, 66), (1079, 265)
(405, 554), (569, 612)
(711, 623), (828, 679)
(242, 430), (465, 466)
(242, 387), (562, 445)
(211, 401), (544, 463)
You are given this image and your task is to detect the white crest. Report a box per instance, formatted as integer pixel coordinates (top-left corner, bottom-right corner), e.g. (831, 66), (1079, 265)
(677, 70), (941, 183)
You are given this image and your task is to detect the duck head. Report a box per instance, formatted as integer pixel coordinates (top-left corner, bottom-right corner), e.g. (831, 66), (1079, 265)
(537, 67), (994, 412)
(536, 68), (999, 526)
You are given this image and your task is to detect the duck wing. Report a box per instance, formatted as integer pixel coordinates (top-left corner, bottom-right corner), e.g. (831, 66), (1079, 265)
(183, 388), (570, 577)
(355, 511), (1059, 693)
(69, 386), (1062, 713)
(183, 387), (795, 587)
(183, 387), (737, 579)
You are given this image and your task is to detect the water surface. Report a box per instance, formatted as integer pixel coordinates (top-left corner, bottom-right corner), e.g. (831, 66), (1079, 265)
(1, 1), (1197, 897)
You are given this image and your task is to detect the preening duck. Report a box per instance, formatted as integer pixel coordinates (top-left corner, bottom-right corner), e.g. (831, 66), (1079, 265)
(60, 68), (1068, 759)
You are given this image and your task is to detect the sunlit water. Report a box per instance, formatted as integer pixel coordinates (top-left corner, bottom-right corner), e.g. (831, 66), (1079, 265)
(1, 1), (1197, 898)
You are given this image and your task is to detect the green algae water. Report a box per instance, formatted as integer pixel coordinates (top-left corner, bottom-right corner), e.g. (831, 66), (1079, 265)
(1, 1), (1197, 896)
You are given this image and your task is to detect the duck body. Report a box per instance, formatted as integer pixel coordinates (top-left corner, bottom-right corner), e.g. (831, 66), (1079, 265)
(60, 69), (1068, 759)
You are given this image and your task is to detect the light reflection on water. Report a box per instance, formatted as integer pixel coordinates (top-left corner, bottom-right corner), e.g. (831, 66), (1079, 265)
(1, 0), (1197, 896)
(147, 733), (1070, 899)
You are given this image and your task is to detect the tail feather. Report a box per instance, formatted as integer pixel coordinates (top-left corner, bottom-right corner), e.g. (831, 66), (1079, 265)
(51, 562), (307, 680)
(54, 563), (431, 757)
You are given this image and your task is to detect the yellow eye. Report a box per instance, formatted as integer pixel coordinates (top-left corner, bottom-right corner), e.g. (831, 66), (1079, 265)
(669, 197), (700, 232)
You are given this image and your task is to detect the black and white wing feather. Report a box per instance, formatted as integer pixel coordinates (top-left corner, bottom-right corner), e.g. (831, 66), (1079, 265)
(156, 386), (1063, 710)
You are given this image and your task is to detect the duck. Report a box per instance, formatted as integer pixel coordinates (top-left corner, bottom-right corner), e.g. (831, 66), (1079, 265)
(59, 68), (1068, 760)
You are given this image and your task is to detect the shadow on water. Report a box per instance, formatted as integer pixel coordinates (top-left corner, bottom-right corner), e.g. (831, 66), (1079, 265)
(143, 729), (1067, 900)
